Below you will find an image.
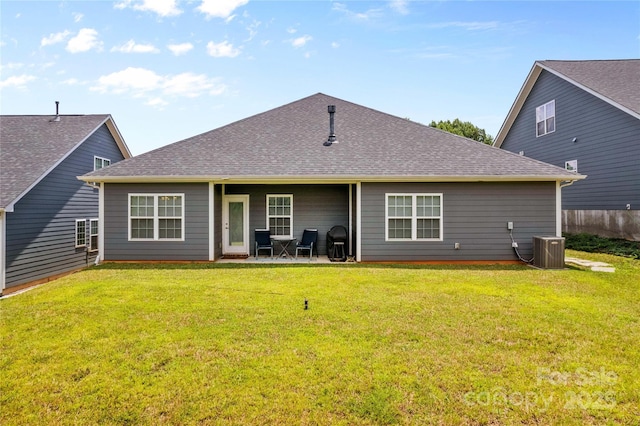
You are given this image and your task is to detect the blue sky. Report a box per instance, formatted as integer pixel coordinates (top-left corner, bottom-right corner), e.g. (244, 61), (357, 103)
(1, 1), (639, 155)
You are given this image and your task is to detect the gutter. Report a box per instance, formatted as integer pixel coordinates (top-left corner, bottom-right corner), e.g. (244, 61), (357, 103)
(78, 174), (587, 185)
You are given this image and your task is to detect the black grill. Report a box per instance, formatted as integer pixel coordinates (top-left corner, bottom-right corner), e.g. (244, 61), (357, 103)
(326, 225), (347, 261)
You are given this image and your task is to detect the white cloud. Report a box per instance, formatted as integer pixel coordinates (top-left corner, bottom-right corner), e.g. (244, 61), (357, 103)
(427, 21), (500, 31)
(0, 74), (36, 89)
(331, 42), (340, 49)
(41, 30), (72, 47)
(62, 78), (82, 85)
(245, 20), (260, 42)
(167, 42), (194, 56)
(115, 0), (182, 17)
(206, 40), (241, 58)
(197, 0), (248, 19)
(389, 0), (409, 15)
(332, 3), (384, 22)
(0, 62), (24, 72)
(146, 97), (169, 108)
(91, 67), (226, 103)
(66, 28), (102, 53)
(163, 72), (226, 97)
(92, 67), (162, 94)
(73, 12), (84, 23)
(111, 39), (160, 53)
(291, 35), (312, 48)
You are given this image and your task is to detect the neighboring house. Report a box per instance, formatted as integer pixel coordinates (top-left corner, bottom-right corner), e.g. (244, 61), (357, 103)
(494, 59), (640, 240)
(0, 112), (131, 295)
(80, 93), (583, 263)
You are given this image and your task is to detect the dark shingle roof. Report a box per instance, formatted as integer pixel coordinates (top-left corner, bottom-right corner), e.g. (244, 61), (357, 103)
(83, 93), (581, 182)
(539, 59), (640, 115)
(1, 114), (110, 209)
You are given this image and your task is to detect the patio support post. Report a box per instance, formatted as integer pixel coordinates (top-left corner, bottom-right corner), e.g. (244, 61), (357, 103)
(98, 182), (104, 263)
(209, 182), (215, 261)
(348, 184), (353, 257)
(356, 182), (362, 262)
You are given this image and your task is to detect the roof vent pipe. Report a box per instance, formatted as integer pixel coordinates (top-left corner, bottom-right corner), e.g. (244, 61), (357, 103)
(324, 105), (337, 146)
(50, 101), (60, 122)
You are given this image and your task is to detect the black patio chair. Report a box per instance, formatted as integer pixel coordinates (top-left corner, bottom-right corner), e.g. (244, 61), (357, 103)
(255, 229), (273, 259)
(295, 229), (318, 259)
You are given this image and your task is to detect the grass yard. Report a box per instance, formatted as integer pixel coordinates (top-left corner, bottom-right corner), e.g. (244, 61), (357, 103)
(1, 250), (638, 425)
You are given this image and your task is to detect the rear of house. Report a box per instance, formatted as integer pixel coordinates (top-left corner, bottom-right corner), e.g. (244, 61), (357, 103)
(82, 93), (583, 263)
(0, 114), (130, 295)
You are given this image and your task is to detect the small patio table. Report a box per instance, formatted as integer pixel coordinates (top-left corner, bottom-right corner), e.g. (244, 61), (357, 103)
(271, 236), (296, 258)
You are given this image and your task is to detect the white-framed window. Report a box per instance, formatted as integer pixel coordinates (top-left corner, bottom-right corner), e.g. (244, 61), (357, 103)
(75, 219), (87, 247)
(565, 160), (578, 172)
(89, 218), (99, 252)
(536, 100), (555, 137)
(128, 194), (184, 241)
(267, 194), (293, 238)
(386, 193), (443, 241)
(94, 156), (111, 171)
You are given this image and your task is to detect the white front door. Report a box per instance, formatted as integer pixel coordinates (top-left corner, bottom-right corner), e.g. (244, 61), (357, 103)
(223, 195), (249, 255)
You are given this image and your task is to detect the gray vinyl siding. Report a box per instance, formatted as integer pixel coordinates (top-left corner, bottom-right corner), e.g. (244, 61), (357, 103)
(500, 70), (640, 210)
(360, 182), (557, 262)
(225, 184), (349, 255)
(103, 183), (210, 261)
(4, 124), (125, 288)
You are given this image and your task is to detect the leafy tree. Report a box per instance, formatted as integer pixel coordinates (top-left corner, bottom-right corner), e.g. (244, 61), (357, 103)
(429, 119), (494, 145)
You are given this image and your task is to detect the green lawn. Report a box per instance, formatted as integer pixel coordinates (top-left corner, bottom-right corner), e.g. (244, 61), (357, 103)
(1, 250), (638, 425)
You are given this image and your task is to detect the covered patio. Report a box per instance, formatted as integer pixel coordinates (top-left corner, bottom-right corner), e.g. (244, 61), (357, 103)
(216, 255), (351, 264)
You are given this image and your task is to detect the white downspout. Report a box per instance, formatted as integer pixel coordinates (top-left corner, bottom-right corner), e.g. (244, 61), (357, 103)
(97, 182), (104, 264)
(558, 180), (576, 237)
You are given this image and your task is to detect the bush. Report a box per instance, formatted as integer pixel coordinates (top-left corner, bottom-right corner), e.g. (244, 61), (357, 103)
(564, 233), (640, 259)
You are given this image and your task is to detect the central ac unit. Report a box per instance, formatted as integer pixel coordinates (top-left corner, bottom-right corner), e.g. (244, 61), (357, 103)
(532, 236), (565, 269)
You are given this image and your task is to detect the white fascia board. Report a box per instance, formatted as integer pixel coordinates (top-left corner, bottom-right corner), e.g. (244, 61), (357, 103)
(78, 174), (586, 185)
(493, 63), (543, 148)
(105, 116), (133, 159)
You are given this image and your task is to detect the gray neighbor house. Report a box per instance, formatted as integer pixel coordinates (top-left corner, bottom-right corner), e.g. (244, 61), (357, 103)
(0, 112), (130, 295)
(494, 59), (640, 241)
(81, 93), (583, 264)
